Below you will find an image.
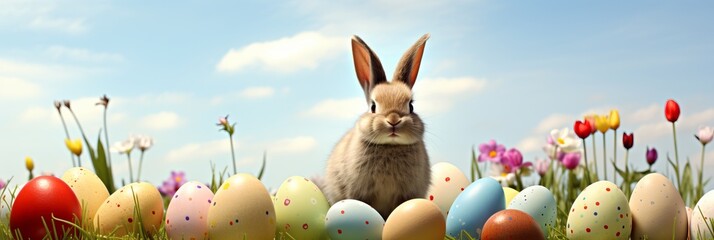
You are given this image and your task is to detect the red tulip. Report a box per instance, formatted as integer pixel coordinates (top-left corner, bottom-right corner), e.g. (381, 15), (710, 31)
(623, 132), (634, 150)
(574, 120), (592, 139)
(665, 99), (680, 123)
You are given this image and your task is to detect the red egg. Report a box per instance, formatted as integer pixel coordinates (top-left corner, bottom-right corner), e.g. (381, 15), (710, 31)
(481, 209), (544, 240)
(10, 176), (81, 240)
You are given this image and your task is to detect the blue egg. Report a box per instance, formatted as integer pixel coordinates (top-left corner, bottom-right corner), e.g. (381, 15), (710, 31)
(446, 177), (504, 239)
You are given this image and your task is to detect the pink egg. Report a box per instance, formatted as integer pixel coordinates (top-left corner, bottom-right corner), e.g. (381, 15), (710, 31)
(165, 181), (214, 240)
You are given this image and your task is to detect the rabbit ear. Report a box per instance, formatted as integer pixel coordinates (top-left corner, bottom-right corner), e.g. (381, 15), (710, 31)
(352, 35), (387, 101)
(393, 33), (430, 88)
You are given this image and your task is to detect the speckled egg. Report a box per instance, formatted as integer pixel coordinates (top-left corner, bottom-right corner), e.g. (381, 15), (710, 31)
(508, 185), (556, 237)
(325, 199), (384, 240)
(0, 183), (23, 225)
(273, 176), (329, 239)
(686, 206), (692, 240)
(61, 167), (110, 224)
(567, 181), (631, 239)
(165, 181), (214, 240)
(691, 190), (714, 240)
(481, 209), (545, 240)
(93, 182), (164, 237)
(425, 162), (470, 218)
(446, 177), (505, 238)
(630, 173), (687, 240)
(207, 174), (275, 240)
(383, 198), (445, 240)
(503, 187), (519, 207)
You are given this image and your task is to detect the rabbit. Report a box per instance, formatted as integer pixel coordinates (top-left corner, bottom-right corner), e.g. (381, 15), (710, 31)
(324, 34), (432, 219)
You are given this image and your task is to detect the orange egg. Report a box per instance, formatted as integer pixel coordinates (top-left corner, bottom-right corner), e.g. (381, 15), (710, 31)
(481, 209), (544, 240)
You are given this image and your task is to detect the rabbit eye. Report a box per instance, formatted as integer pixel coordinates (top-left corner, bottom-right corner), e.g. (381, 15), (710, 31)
(371, 101), (376, 113)
(409, 100), (414, 113)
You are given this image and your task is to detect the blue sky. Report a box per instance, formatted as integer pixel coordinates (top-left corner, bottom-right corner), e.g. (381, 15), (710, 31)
(1, 0), (713, 192)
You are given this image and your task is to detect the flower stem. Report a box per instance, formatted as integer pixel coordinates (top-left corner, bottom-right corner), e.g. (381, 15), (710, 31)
(582, 139), (591, 185)
(137, 150), (145, 182)
(566, 169), (576, 211)
(592, 134), (598, 178)
(602, 132), (607, 181)
(672, 122), (682, 192)
(57, 111), (76, 167)
(613, 129), (617, 183)
(698, 143), (706, 201)
(229, 135), (237, 175)
(127, 153), (134, 183)
(515, 169), (524, 191)
(624, 149), (630, 197)
(77, 155), (82, 168)
(103, 107), (112, 169)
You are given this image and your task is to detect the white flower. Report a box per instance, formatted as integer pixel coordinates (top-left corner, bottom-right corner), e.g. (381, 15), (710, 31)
(111, 138), (135, 154)
(696, 126), (714, 145)
(134, 135), (154, 151)
(550, 128), (581, 153)
(487, 163), (516, 187)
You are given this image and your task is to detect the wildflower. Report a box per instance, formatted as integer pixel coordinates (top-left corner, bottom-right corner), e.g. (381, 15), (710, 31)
(501, 148), (531, 173)
(135, 135), (153, 152)
(159, 171), (187, 197)
(549, 128), (581, 153)
(695, 126), (714, 145)
(535, 158), (549, 176)
(96, 94), (109, 108)
(111, 138), (135, 154)
(478, 140), (506, 163)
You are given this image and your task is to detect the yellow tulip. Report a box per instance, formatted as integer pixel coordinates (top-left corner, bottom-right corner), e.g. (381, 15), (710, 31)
(65, 139), (83, 156)
(609, 109), (620, 130)
(595, 115), (610, 133)
(25, 156), (34, 171)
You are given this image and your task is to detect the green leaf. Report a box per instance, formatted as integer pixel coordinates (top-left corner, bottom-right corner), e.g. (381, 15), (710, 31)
(257, 151), (267, 180)
(94, 133), (115, 193)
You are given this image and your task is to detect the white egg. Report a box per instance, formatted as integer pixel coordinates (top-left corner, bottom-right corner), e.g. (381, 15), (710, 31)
(425, 162), (470, 218)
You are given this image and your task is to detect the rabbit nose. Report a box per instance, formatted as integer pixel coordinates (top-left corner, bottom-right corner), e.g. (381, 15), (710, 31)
(387, 119), (402, 127)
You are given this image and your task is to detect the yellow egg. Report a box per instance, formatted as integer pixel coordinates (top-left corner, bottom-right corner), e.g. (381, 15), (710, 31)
(274, 176), (329, 239)
(383, 199), (445, 240)
(207, 174), (276, 240)
(93, 182), (164, 237)
(61, 167), (109, 224)
(630, 173), (687, 240)
(503, 187), (519, 207)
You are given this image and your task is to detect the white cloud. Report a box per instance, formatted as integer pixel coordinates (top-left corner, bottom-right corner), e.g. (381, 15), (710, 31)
(412, 77), (487, 115)
(164, 139), (234, 163)
(29, 16), (86, 34)
(141, 112), (181, 130)
(268, 136), (318, 155)
(534, 114), (572, 134)
(626, 104), (659, 124)
(0, 77), (41, 98)
(0, 57), (93, 81)
(517, 136), (545, 153)
(216, 31), (347, 73)
(240, 87), (275, 99)
(303, 97), (365, 120)
(47, 45), (123, 62)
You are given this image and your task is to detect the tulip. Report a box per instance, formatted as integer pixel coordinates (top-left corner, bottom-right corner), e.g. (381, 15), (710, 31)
(696, 126), (713, 202)
(535, 158), (549, 176)
(584, 115), (597, 135)
(646, 147), (657, 166)
(609, 110), (620, 130)
(695, 126), (714, 145)
(595, 115), (610, 133)
(574, 120), (592, 139)
(561, 152), (581, 170)
(25, 156), (34, 180)
(665, 99), (680, 123)
(65, 139), (83, 156)
(623, 132), (634, 150)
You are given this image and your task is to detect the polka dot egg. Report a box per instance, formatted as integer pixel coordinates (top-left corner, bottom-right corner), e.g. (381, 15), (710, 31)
(273, 176), (329, 240)
(566, 181), (631, 239)
(207, 174), (275, 240)
(165, 181), (214, 240)
(93, 182), (164, 237)
(508, 185), (556, 237)
(425, 162), (470, 219)
(325, 199), (384, 240)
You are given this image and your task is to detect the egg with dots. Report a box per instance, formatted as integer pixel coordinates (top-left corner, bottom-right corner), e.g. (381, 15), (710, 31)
(273, 176), (329, 239)
(165, 181), (214, 240)
(508, 185), (556, 237)
(207, 174), (276, 240)
(0, 183), (23, 226)
(383, 198), (445, 240)
(481, 209), (544, 240)
(502, 187), (519, 207)
(446, 177), (504, 238)
(629, 173), (687, 240)
(60, 167), (110, 224)
(566, 181), (631, 240)
(325, 199), (384, 240)
(93, 182), (164, 237)
(10, 176), (81, 240)
(691, 190), (714, 239)
(425, 162), (470, 218)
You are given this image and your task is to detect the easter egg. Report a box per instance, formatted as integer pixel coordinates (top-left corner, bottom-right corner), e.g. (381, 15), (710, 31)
(10, 176), (81, 240)
(481, 209), (545, 240)
(207, 174), (275, 240)
(61, 167), (110, 224)
(502, 187), (519, 207)
(686, 206), (692, 240)
(691, 190), (714, 240)
(425, 162), (470, 218)
(383, 199), (445, 240)
(165, 181), (214, 240)
(508, 185), (556, 237)
(325, 199), (384, 240)
(273, 176), (329, 239)
(630, 173), (687, 240)
(0, 183), (23, 225)
(93, 182), (164, 237)
(446, 177), (504, 238)
(567, 181), (631, 239)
